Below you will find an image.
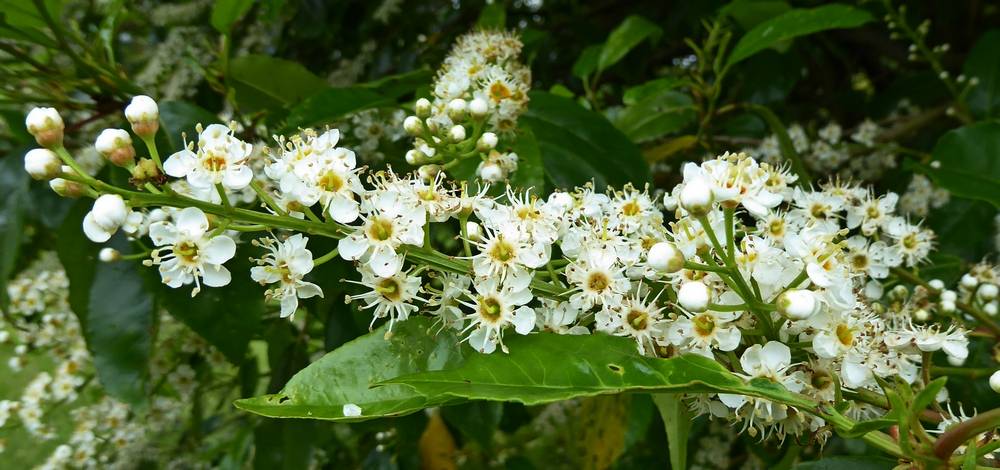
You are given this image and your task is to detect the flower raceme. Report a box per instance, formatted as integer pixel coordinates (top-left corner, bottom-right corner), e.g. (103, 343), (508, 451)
(23, 92), (988, 447)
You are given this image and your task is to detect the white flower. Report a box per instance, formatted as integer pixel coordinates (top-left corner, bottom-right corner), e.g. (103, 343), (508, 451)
(884, 217), (934, 267)
(458, 272), (536, 354)
(471, 226), (549, 280)
(24, 149), (62, 180)
(566, 251), (629, 311)
(667, 307), (742, 357)
(718, 342), (806, 419)
(124, 95), (159, 138)
(338, 191), (425, 277)
(346, 267), (423, 330)
(147, 207), (237, 295)
(272, 129), (364, 223)
(535, 300), (589, 335)
(677, 281), (711, 312)
(82, 195), (129, 243)
(250, 234), (324, 318)
(163, 124), (254, 191)
(595, 291), (667, 355)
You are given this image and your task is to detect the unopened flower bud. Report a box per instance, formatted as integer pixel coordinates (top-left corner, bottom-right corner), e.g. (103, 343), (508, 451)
(990, 370), (1000, 393)
(479, 162), (503, 182)
(98, 247), (121, 262)
(940, 300), (956, 313)
(414, 98), (432, 118)
(449, 125), (466, 142)
(465, 221), (483, 242)
(477, 132), (498, 152)
(928, 279), (945, 290)
(95, 129), (136, 167)
(131, 158), (162, 185)
(405, 149), (426, 165)
(417, 164), (441, 181)
(777, 289), (819, 320)
(124, 95), (159, 138)
(447, 99), (467, 120)
(403, 116), (423, 136)
(647, 242), (684, 273)
(24, 148), (61, 180)
(25, 107), (64, 148)
(961, 274), (978, 289)
(678, 281), (710, 312)
(49, 178), (83, 198)
(947, 355), (966, 367)
(985, 302), (998, 316)
(469, 98), (488, 118)
(83, 194), (128, 242)
(913, 308), (930, 322)
(679, 177), (714, 216)
(979, 283), (999, 301)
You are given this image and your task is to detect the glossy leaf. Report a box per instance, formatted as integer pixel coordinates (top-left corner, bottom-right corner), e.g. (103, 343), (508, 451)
(923, 121), (1000, 208)
(963, 30), (1000, 119)
(571, 44), (602, 79)
(622, 77), (688, 106)
(613, 90), (696, 143)
(726, 4), (874, 67)
(211, 0), (253, 33)
(597, 15), (662, 72)
(358, 67), (433, 100)
(387, 331), (812, 407)
(476, 2), (505, 29)
(235, 317), (466, 421)
(521, 91), (650, 189)
(228, 55), (328, 113)
(653, 393), (690, 470)
(721, 0), (792, 31)
(156, 252), (264, 363)
(509, 127), (546, 194)
(280, 87), (389, 133)
(0, 153), (28, 311)
(57, 208), (153, 406)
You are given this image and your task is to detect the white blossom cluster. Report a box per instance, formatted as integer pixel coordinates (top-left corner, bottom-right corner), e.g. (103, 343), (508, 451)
(403, 30), (531, 182)
(751, 120), (897, 182)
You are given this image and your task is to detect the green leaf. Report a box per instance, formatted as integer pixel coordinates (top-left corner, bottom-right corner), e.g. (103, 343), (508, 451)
(622, 77), (687, 106)
(747, 104), (811, 185)
(211, 0), (254, 33)
(228, 55), (328, 113)
(476, 2), (505, 29)
(440, 402), (502, 449)
(721, 0), (792, 31)
(252, 420), (316, 470)
(158, 101), (221, 151)
(839, 418), (897, 438)
(726, 4), (874, 67)
(793, 456), (896, 470)
(0, 153), (29, 312)
(521, 91), (650, 189)
(963, 30), (1000, 119)
(387, 331), (811, 407)
(653, 394), (691, 470)
(613, 90), (696, 143)
(85, 235), (154, 406)
(923, 121), (1000, 208)
(597, 15), (662, 73)
(234, 317), (466, 421)
(571, 44), (602, 79)
(913, 377), (947, 414)
(509, 127), (546, 194)
(57, 207), (153, 406)
(357, 67), (433, 100)
(156, 253), (264, 363)
(280, 87), (389, 133)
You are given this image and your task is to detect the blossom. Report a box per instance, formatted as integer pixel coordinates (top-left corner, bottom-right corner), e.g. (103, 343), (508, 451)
(458, 272), (536, 354)
(163, 123), (254, 191)
(250, 234), (324, 318)
(82, 195), (129, 243)
(346, 267), (423, 330)
(338, 190), (425, 277)
(269, 129), (364, 223)
(147, 207), (237, 295)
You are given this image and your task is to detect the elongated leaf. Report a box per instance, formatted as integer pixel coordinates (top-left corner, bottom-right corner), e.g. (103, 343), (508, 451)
(963, 30), (1000, 119)
(510, 127), (546, 194)
(85, 234), (154, 405)
(613, 90), (696, 143)
(622, 77), (688, 106)
(234, 317), (466, 421)
(521, 91), (650, 189)
(228, 55), (328, 113)
(358, 68), (433, 99)
(57, 208), (153, 406)
(726, 4), (873, 67)
(721, 0), (792, 30)
(476, 2), (505, 29)
(281, 87), (389, 133)
(571, 44), (602, 79)
(653, 394), (691, 470)
(211, 0), (253, 33)
(598, 15), (662, 72)
(387, 331), (812, 407)
(0, 153), (28, 312)
(923, 121), (1000, 208)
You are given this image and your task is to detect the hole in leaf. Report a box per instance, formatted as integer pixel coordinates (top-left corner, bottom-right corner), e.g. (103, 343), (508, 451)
(276, 395), (290, 404)
(607, 364), (624, 374)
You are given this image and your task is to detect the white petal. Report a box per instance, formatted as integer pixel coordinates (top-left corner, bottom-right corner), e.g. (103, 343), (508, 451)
(163, 150), (195, 177)
(296, 282), (324, 299)
(512, 307), (536, 335)
(200, 264), (232, 287)
(148, 221), (178, 246)
(369, 247), (402, 277)
(175, 207), (209, 237)
(222, 166), (253, 190)
(82, 212), (113, 243)
(337, 235), (368, 260)
(328, 196), (360, 224)
(280, 295), (298, 318)
(201, 236), (236, 264)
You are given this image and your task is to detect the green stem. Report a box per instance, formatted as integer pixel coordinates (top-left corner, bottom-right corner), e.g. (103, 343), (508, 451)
(313, 248), (340, 267)
(892, 267), (1000, 336)
(250, 180), (287, 217)
(141, 136), (163, 171)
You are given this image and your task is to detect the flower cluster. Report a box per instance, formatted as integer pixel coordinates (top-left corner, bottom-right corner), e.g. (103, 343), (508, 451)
(402, 30), (530, 182)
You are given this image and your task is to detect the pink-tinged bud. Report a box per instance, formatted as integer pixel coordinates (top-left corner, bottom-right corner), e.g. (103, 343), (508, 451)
(24, 148), (61, 180)
(25, 107), (64, 149)
(124, 95), (159, 138)
(95, 129), (136, 167)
